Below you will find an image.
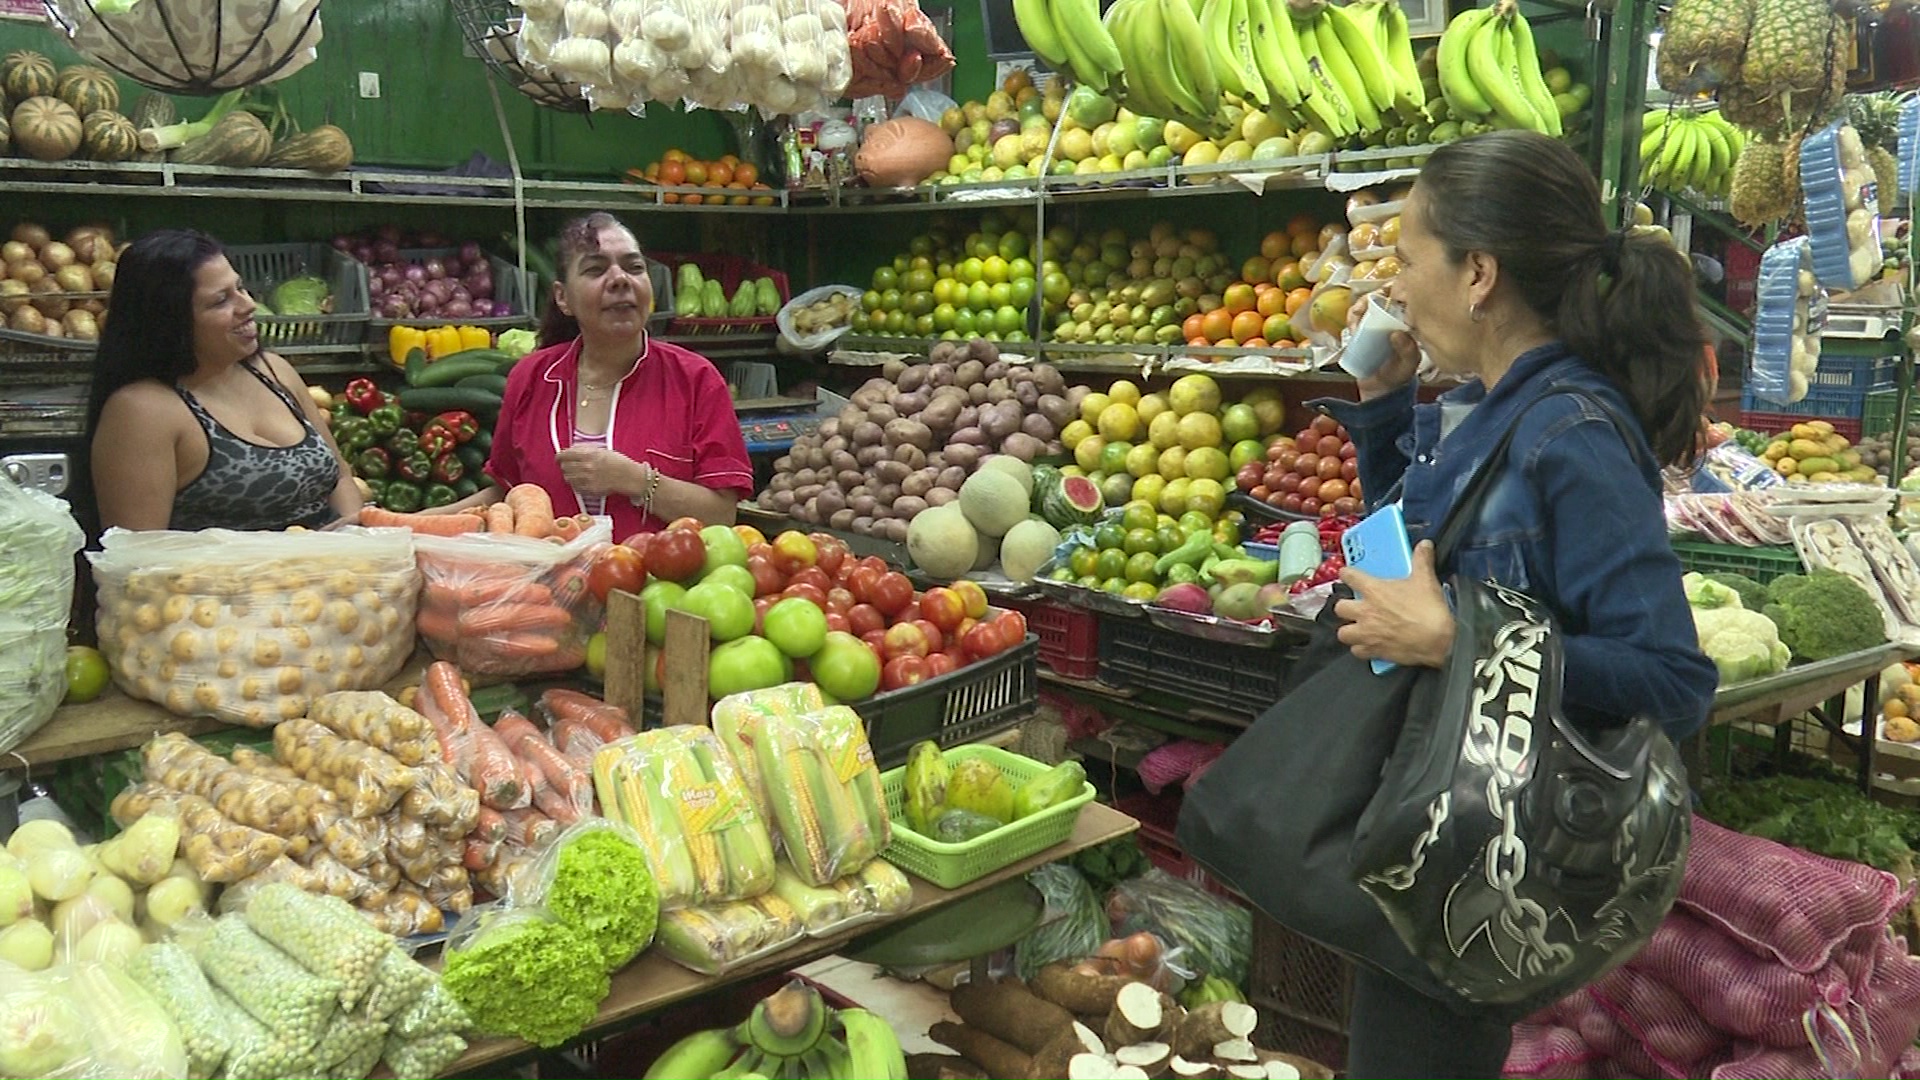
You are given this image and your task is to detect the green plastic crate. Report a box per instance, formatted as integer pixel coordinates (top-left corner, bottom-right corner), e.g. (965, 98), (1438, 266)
(1669, 541), (1803, 585)
(1862, 389), (1920, 443)
(878, 744), (1095, 889)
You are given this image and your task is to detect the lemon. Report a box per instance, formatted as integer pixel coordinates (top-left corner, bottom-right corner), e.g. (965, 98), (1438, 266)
(1187, 478), (1227, 516)
(1136, 392), (1170, 426)
(1107, 379), (1142, 407)
(1148, 411), (1182, 450)
(1159, 477), (1193, 516)
(1080, 391), (1113, 426)
(1097, 403), (1140, 442)
(1169, 373), (1223, 416)
(1177, 412), (1224, 450)
(64, 646), (109, 704)
(1125, 442), (1162, 478)
(1061, 419), (1095, 449)
(1158, 446), (1190, 480)
(1184, 446), (1231, 481)
(1131, 474), (1167, 508)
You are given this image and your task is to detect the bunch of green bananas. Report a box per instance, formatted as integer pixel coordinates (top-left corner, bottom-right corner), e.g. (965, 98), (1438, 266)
(1433, 0), (1564, 137)
(1639, 107), (1747, 197)
(643, 980), (908, 1080)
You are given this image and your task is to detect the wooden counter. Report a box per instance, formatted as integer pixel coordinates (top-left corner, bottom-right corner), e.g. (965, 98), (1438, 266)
(438, 800), (1138, 1076)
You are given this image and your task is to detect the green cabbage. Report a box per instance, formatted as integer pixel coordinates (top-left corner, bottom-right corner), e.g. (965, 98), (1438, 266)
(496, 329), (538, 358)
(270, 276), (331, 316)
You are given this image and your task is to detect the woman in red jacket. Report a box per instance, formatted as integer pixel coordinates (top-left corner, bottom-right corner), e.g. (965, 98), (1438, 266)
(447, 213), (754, 537)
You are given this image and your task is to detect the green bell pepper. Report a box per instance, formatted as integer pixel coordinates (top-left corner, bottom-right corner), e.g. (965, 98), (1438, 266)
(353, 447), (392, 480)
(395, 450), (433, 484)
(385, 428), (419, 457)
(363, 479), (387, 505)
(334, 417), (374, 457)
(382, 482), (425, 513)
(367, 402), (405, 437)
(424, 483), (459, 508)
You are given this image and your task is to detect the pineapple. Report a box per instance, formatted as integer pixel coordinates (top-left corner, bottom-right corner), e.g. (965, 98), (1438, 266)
(1868, 146), (1899, 214)
(1657, 0), (1755, 94)
(1730, 137), (1791, 227)
(1741, 0), (1843, 115)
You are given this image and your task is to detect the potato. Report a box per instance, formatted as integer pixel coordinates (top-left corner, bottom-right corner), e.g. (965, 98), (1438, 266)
(817, 488), (847, 516)
(851, 494), (878, 517)
(893, 390), (930, 416)
(769, 474), (793, 493)
(897, 365), (929, 392)
(839, 405), (867, 428)
(892, 496), (929, 519)
(902, 469), (936, 498)
(1000, 433), (1044, 461)
(951, 426), (987, 447)
(893, 444), (927, 470)
(852, 421), (884, 447)
(771, 491), (797, 512)
(971, 339), (1001, 366)
(874, 483), (902, 506)
(882, 519), (909, 542)
(851, 516), (874, 534)
(881, 358), (908, 381)
(816, 418), (840, 441)
(886, 419), (934, 451)
(943, 444), (982, 471)
(829, 509), (856, 530)
(1022, 414), (1056, 441)
(954, 359), (985, 387)
(926, 488), (959, 507)
(866, 402), (899, 426)
(837, 469), (864, 490)
(938, 465), (969, 490)
(968, 383), (990, 405)
(921, 396), (962, 433)
(773, 454), (794, 472)
(823, 435), (849, 455)
(875, 460), (911, 485)
(927, 362), (956, 387)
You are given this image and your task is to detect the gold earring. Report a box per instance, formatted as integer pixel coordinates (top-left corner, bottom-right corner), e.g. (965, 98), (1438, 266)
(1469, 301), (1484, 322)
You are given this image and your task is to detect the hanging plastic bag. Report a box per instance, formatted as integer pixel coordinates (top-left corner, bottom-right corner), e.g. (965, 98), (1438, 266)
(1798, 119), (1885, 290)
(0, 470), (83, 755)
(412, 522), (609, 677)
(892, 86), (956, 125)
(1106, 868), (1254, 987)
(1749, 237), (1823, 407)
(1013, 863), (1106, 981)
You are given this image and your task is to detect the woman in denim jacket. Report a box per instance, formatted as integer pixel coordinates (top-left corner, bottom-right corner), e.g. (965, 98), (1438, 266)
(1319, 131), (1719, 1077)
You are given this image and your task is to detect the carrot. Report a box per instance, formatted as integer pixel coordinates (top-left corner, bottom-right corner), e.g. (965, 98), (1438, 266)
(425, 661), (482, 734)
(506, 484), (554, 538)
(552, 516), (581, 542)
(474, 633), (562, 658)
(487, 502), (515, 534)
(464, 719), (531, 811)
(359, 507), (485, 536)
(462, 835), (501, 872)
(549, 718), (602, 765)
(416, 608), (460, 643)
(492, 709), (544, 748)
(497, 710), (594, 809)
(457, 603), (573, 637)
(500, 807), (557, 849)
(540, 688), (631, 727)
(534, 783), (585, 825)
(415, 688), (470, 771)
(471, 805), (507, 844)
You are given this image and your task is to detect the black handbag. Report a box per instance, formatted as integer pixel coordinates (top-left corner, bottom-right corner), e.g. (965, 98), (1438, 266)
(1177, 386), (1691, 1016)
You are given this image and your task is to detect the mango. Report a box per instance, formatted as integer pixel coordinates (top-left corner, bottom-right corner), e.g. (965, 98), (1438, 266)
(1012, 760), (1087, 819)
(1788, 438), (1828, 459)
(1822, 433), (1851, 454)
(1763, 441), (1789, 461)
(1796, 456), (1839, 476)
(1840, 450), (1863, 468)
(1849, 466), (1879, 483)
(943, 758), (1016, 823)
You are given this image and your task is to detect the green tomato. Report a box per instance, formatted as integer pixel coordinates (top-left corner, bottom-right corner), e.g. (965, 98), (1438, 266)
(762, 597), (828, 659)
(699, 524), (749, 576)
(810, 631), (881, 701)
(640, 581), (689, 645)
(703, 563), (757, 597)
(708, 636), (792, 699)
(681, 581), (756, 642)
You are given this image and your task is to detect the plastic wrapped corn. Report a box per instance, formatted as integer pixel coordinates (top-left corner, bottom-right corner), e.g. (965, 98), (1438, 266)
(850, 857), (913, 915)
(23, 960), (195, 1080)
(400, 760), (480, 838)
(125, 941), (235, 1079)
(240, 883), (391, 1009)
(380, 1029), (467, 1079)
(214, 986), (323, 1079)
(590, 726), (777, 909)
(190, 914), (341, 1048)
(767, 859), (912, 937)
(712, 682), (829, 819)
(654, 893), (804, 975)
(755, 706), (890, 886)
(144, 732), (315, 841)
(390, 982), (468, 1041)
(310, 1009), (387, 1077)
(308, 691), (438, 766)
(111, 782), (287, 883)
(362, 947), (433, 1023)
(274, 718), (419, 817)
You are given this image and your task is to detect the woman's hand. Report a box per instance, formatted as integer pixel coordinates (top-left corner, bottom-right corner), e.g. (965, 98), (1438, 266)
(1345, 294), (1421, 401)
(556, 445), (645, 496)
(1333, 541), (1454, 668)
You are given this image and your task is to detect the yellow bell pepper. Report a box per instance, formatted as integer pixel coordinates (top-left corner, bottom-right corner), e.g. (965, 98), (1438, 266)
(458, 325), (492, 350)
(388, 325), (427, 366)
(425, 326), (464, 360)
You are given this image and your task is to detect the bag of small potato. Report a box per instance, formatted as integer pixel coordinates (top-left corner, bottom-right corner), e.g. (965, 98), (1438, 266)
(413, 521), (611, 677)
(89, 526), (419, 726)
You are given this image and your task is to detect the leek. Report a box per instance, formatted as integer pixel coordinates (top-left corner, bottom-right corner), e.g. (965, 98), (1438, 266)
(136, 89), (244, 152)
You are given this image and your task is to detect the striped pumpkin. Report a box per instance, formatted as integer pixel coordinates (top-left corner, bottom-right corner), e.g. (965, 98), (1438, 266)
(1, 51), (56, 102)
(12, 97), (82, 161)
(56, 67), (119, 118)
(82, 110), (138, 162)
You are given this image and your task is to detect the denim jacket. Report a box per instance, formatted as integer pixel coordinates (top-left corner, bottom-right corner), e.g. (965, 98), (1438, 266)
(1317, 342), (1718, 740)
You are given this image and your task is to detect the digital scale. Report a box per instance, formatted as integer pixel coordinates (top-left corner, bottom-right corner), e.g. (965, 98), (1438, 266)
(738, 411), (824, 454)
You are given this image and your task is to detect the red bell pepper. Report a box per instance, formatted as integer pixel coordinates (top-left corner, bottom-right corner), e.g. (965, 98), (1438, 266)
(426, 411), (480, 445)
(343, 378), (384, 416)
(419, 425), (457, 458)
(430, 451), (466, 485)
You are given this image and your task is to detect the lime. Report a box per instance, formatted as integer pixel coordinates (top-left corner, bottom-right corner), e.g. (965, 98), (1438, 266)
(1122, 581), (1159, 601)
(1179, 510), (1215, 535)
(1125, 551), (1160, 582)
(64, 646), (109, 704)
(585, 632), (608, 681)
(1094, 524), (1127, 551)
(1123, 528), (1159, 556)
(1120, 501), (1159, 532)
(1077, 574), (1102, 590)
(1230, 439), (1267, 471)
(1157, 525), (1188, 553)
(1049, 566), (1076, 582)
(1102, 577), (1130, 595)
(1094, 548), (1128, 580)
(1069, 545), (1099, 577)
(1164, 562), (1201, 586)
(1099, 440), (1133, 476)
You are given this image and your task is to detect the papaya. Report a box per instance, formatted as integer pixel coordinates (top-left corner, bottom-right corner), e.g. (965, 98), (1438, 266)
(1822, 433), (1850, 454)
(943, 758), (1016, 823)
(930, 808), (1005, 843)
(1796, 456), (1839, 476)
(1787, 438), (1828, 459)
(1012, 760), (1087, 819)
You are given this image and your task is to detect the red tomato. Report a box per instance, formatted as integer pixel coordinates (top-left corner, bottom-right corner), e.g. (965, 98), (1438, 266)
(919, 587), (966, 633)
(620, 533), (653, 559)
(667, 516), (704, 532)
(869, 572), (915, 617)
(814, 537), (848, 577)
(950, 580), (989, 620)
(748, 541), (774, 561)
(847, 603), (886, 637)
(646, 529), (705, 582)
(781, 582), (828, 609)
(962, 620), (1003, 660)
(881, 654), (930, 691)
(925, 652), (958, 678)
(824, 612), (851, 634)
(847, 566), (882, 604)
(882, 622), (930, 659)
(995, 609), (1029, 649)
(825, 587), (856, 615)
(747, 554), (786, 597)
(586, 545), (645, 602)
(854, 555), (890, 578)
(953, 616), (978, 643)
(771, 531), (819, 575)
(860, 629), (890, 657)
(752, 596), (775, 636)
(789, 567), (832, 596)
(911, 619), (944, 654)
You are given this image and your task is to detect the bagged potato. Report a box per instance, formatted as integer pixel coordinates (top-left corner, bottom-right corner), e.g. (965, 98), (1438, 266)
(274, 718), (418, 817)
(110, 782), (286, 883)
(89, 526), (418, 727)
(143, 732), (312, 843)
(308, 691), (439, 766)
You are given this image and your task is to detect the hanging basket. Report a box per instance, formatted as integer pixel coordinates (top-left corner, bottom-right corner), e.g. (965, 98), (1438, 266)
(447, 0), (591, 115)
(42, 0), (325, 96)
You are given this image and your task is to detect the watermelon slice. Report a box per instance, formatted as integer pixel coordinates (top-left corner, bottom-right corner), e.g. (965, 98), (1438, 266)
(1041, 474), (1103, 528)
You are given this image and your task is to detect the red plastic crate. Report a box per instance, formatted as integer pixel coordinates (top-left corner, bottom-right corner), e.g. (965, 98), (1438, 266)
(1116, 792), (1239, 902)
(1738, 411), (1862, 443)
(653, 251), (791, 336)
(1002, 595), (1100, 679)
(1039, 686), (1111, 738)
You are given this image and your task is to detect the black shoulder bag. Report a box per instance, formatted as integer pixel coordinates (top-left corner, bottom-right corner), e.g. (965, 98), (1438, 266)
(1176, 386), (1692, 1017)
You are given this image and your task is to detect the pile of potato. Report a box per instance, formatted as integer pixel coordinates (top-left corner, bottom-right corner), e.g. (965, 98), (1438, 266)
(0, 220), (119, 341)
(757, 338), (1086, 539)
(787, 290), (857, 336)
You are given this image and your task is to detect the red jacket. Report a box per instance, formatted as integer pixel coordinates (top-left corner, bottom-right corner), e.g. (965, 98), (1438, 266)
(486, 336), (755, 539)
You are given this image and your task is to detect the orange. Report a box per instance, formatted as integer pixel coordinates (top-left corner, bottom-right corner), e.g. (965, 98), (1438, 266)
(709, 162), (735, 186)
(1291, 233), (1316, 257)
(1182, 313), (1206, 341)
(1275, 259), (1307, 290)
(1262, 312), (1291, 341)
(1230, 310), (1264, 343)
(684, 161), (710, 185)
(735, 163), (760, 186)
(644, 163), (660, 180)
(1286, 213), (1318, 237)
(1199, 308), (1232, 342)
(1285, 287), (1312, 316)
(719, 154), (740, 167)
(1241, 256), (1271, 285)
(682, 192), (704, 205)
(752, 195), (777, 206)
(1188, 335), (1209, 346)
(1243, 337), (1268, 348)
(663, 148), (689, 163)
(1222, 282), (1256, 314)
(658, 160), (686, 185)
(662, 192), (680, 204)
(730, 194), (750, 205)
(1259, 231), (1289, 260)
(1256, 287), (1287, 318)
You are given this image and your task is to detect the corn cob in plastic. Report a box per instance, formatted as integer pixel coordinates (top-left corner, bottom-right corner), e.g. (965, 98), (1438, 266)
(654, 892), (804, 975)
(754, 713), (878, 886)
(591, 727), (775, 908)
(803, 706), (892, 855)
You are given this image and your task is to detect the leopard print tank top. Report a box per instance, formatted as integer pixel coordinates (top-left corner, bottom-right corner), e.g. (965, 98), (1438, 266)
(168, 360), (339, 531)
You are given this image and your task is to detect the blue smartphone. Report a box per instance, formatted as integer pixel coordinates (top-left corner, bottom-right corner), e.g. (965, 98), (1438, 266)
(1340, 503), (1415, 675)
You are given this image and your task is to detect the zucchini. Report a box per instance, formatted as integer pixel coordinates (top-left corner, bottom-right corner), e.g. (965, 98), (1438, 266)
(456, 444), (488, 475)
(411, 350), (511, 388)
(397, 386), (502, 418)
(455, 373), (509, 395)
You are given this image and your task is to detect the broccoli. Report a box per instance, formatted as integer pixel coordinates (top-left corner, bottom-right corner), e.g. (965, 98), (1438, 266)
(1706, 572), (1768, 613)
(1761, 571), (1888, 663)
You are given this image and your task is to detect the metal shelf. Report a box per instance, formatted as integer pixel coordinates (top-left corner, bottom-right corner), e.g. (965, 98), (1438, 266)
(830, 336), (1327, 379)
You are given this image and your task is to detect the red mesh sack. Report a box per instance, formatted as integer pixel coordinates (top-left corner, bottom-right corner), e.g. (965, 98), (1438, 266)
(1679, 819), (1905, 973)
(1586, 965), (1729, 1068)
(1632, 910), (1852, 1047)
(1853, 929), (1920, 1076)
(1571, 996), (1669, 1080)
(1505, 1023), (1602, 1080)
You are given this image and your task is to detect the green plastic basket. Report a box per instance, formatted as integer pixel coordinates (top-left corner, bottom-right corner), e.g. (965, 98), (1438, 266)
(1669, 541), (1803, 585)
(878, 744), (1096, 889)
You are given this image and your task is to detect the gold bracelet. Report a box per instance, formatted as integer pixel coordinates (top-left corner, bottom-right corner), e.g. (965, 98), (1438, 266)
(643, 463), (660, 517)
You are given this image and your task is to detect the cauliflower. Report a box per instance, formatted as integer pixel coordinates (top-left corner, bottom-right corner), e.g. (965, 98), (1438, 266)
(1691, 605), (1792, 685)
(1682, 572), (1744, 610)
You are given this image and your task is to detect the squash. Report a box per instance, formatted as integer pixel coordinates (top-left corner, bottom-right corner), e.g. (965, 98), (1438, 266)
(263, 124), (354, 172)
(11, 97), (82, 161)
(55, 67), (119, 118)
(128, 92), (175, 163)
(171, 109), (271, 167)
(81, 110), (137, 162)
(0, 110), (9, 157)
(1, 52), (55, 103)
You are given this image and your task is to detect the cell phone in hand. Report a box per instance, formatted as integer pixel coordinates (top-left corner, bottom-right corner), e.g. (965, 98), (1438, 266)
(1340, 503), (1415, 675)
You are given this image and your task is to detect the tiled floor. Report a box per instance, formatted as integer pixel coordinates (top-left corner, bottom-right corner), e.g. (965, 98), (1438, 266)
(797, 955), (961, 1056)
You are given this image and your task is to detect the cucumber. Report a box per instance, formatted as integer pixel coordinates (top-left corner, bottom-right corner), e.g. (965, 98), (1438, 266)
(455, 373), (509, 395)
(397, 386), (502, 418)
(469, 428), (492, 454)
(456, 444), (488, 475)
(411, 350), (513, 388)
(400, 348), (429, 386)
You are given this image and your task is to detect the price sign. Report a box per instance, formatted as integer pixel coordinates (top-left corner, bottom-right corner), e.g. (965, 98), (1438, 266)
(0, 0), (46, 21)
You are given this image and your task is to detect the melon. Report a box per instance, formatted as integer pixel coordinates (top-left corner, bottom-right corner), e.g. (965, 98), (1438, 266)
(12, 97), (81, 161)
(906, 504), (979, 580)
(55, 67), (118, 118)
(957, 468), (1030, 538)
(1040, 474), (1104, 528)
(1, 51), (55, 103)
(976, 455), (1034, 498)
(1000, 519), (1063, 583)
(972, 530), (999, 572)
(1029, 463), (1061, 512)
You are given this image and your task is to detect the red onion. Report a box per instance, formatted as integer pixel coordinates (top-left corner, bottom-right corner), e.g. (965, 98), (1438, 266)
(387, 266), (413, 286)
(394, 281), (419, 303)
(331, 236), (353, 251)
(471, 298), (496, 317)
(464, 269), (494, 300)
(350, 243), (374, 263)
(375, 224), (402, 244)
(458, 241), (484, 266)
(442, 299), (474, 319)
(423, 258), (447, 280)
(372, 240), (400, 263)
(449, 285), (472, 305)
(423, 279), (454, 305)
(379, 296), (412, 319)
(416, 294), (441, 314)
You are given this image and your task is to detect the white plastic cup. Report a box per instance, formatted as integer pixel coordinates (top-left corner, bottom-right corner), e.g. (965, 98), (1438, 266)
(1338, 292), (1410, 378)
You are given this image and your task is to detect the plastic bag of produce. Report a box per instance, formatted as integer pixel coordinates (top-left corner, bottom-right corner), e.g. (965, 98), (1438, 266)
(413, 522), (609, 677)
(235, 883), (390, 1010)
(272, 718), (419, 818)
(89, 526), (418, 727)
(124, 942), (234, 1080)
(494, 710), (594, 823)
(400, 760), (481, 839)
(654, 893), (805, 976)
(440, 904), (608, 1048)
(0, 471), (83, 755)
(380, 1028), (467, 1080)
(1013, 863), (1106, 982)
(1106, 868), (1253, 987)
(308, 803), (388, 871)
(211, 985), (321, 1079)
(4, 960), (193, 1080)
(110, 784), (286, 884)
(309, 1008), (386, 1077)
(184, 914), (341, 1048)
(767, 859), (912, 937)
(389, 983), (467, 1042)
(590, 726), (778, 910)
(361, 947), (434, 1024)
(414, 661), (533, 812)
(142, 733), (314, 842)
(217, 854), (376, 909)
(509, 819), (658, 973)
(356, 888), (444, 939)
(306, 691), (438, 766)
(536, 689), (636, 767)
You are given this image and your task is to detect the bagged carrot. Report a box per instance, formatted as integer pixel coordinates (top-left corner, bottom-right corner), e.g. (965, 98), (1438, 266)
(495, 710), (594, 812)
(463, 835), (502, 873)
(538, 689), (636, 744)
(471, 806), (507, 845)
(501, 807), (559, 850)
(462, 719), (532, 812)
(413, 524), (611, 676)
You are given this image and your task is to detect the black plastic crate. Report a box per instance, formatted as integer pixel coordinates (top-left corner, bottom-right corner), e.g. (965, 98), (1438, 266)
(1249, 913), (1351, 1072)
(855, 634), (1039, 769)
(1097, 619), (1297, 721)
